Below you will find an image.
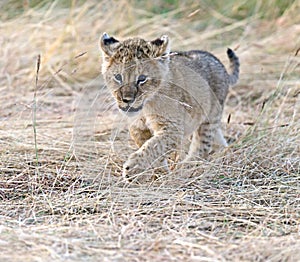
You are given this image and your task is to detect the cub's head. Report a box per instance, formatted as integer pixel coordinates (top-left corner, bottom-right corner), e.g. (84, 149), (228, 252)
(99, 33), (170, 116)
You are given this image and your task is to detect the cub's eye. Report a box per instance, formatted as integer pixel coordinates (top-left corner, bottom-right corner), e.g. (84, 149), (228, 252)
(137, 74), (147, 85)
(114, 74), (122, 83)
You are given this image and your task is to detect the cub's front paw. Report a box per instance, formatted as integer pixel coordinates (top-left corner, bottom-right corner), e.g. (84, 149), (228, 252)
(122, 153), (153, 183)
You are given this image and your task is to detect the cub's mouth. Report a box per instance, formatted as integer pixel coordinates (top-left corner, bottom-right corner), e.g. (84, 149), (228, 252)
(119, 103), (143, 114)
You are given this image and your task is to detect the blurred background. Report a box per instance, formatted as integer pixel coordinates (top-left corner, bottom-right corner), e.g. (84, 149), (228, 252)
(0, 0), (299, 85)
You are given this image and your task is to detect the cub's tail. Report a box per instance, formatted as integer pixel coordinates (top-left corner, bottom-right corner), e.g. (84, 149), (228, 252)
(227, 48), (240, 86)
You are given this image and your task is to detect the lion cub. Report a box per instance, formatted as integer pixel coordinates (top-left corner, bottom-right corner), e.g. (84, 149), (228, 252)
(100, 33), (239, 181)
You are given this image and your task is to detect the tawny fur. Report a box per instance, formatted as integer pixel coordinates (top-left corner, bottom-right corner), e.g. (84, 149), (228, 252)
(100, 33), (240, 182)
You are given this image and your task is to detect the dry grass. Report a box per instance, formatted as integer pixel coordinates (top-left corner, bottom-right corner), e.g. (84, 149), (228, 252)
(0, 0), (299, 261)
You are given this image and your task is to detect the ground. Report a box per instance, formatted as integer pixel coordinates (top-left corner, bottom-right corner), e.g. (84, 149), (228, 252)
(0, 1), (299, 261)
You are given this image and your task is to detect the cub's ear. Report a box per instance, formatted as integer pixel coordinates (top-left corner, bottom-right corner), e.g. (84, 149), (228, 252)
(149, 35), (170, 57)
(99, 32), (120, 57)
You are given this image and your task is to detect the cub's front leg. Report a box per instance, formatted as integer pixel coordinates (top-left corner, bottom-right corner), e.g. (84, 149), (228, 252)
(129, 117), (152, 148)
(123, 127), (181, 182)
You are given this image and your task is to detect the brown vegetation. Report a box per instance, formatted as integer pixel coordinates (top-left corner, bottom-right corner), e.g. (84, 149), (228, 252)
(0, 0), (299, 261)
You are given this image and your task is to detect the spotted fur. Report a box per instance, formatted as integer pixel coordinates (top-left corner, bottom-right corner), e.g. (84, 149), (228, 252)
(99, 33), (240, 182)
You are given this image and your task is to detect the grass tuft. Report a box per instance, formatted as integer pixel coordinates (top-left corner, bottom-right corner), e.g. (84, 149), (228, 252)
(33, 54), (41, 167)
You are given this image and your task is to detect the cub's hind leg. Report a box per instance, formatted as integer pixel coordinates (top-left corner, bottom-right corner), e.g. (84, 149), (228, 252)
(129, 117), (152, 148)
(186, 122), (216, 160)
(186, 124), (228, 161)
(214, 127), (228, 147)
